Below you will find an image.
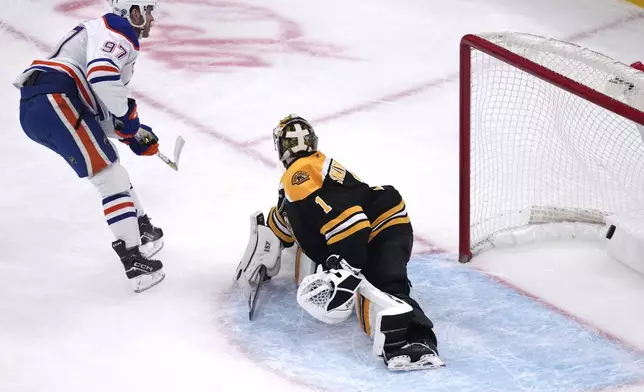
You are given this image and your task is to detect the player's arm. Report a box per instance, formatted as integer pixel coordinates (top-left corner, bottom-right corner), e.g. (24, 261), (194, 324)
(85, 17), (144, 137)
(267, 206), (295, 248)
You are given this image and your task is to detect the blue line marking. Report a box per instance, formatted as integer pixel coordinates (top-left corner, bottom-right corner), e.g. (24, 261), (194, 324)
(221, 254), (644, 391)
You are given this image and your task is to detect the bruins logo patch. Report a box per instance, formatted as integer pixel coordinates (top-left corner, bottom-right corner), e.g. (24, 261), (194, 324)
(291, 171), (310, 185)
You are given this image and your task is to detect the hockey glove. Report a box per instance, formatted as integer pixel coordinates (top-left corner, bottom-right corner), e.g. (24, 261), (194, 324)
(121, 125), (159, 156)
(296, 254), (363, 324)
(114, 98), (141, 139)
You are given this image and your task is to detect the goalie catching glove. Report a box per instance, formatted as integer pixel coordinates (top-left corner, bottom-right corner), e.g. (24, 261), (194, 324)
(297, 254), (363, 324)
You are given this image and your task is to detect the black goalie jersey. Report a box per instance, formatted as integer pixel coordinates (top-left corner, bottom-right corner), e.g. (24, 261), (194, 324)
(267, 151), (412, 269)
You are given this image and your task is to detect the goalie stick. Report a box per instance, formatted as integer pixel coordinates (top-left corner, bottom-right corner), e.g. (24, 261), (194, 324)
(248, 265), (267, 320)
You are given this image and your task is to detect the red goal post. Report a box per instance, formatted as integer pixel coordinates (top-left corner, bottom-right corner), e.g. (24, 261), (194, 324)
(459, 33), (644, 263)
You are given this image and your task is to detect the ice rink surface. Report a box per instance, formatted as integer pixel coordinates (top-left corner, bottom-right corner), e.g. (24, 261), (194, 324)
(3, 1), (644, 391)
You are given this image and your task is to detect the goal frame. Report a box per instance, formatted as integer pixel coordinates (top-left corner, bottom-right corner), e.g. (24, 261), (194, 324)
(458, 33), (644, 263)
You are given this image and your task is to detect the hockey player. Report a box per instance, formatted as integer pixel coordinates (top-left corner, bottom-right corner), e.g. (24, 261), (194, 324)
(13, 0), (164, 293)
(237, 114), (443, 371)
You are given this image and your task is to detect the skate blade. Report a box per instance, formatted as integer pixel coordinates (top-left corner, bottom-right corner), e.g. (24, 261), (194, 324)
(386, 354), (445, 371)
(141, 239), (164, 258)
(133, 269), (166, 293)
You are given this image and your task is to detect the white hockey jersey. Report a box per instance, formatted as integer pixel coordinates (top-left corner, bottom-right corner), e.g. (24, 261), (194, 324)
(14, 14), (140, 128)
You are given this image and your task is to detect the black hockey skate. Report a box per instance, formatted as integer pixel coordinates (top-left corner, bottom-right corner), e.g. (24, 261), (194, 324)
(112, 239), (165, 293)
(138, 214), (164, 258)
(383, 338), (445, 371)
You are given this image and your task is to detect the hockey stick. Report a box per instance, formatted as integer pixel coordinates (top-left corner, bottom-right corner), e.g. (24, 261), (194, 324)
(248, 265), (267, 320)
(156, 135), (185, 171)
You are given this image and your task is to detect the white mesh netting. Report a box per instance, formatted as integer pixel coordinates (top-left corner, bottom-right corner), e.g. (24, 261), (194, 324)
(299, 277), (333, 308)
(468, 32), (644, 256)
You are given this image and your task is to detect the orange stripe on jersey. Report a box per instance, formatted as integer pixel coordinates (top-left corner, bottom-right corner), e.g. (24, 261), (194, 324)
(87, 65), (119, 77)
(52, 94), (108, 174)
(104, 202), (135, 215)
(32, 60), (94, 109)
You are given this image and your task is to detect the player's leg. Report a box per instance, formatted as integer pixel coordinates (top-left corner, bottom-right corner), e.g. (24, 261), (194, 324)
(19, 91), (164, 292)
(360, 230), (441, 369)
(128, 183), (164, 257)
(104, 138), (163, 258)
(364, 233), (437, 342)
(90, 162), (164, 292)
(76, 112), (165, 292)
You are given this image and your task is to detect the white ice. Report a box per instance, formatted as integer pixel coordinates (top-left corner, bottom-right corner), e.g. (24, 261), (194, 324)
(3, 0), (644, 391)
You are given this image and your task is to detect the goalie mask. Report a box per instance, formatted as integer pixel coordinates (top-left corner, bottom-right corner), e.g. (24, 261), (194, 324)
(273, 114), (318, 168)
(112, 0), (158, 37)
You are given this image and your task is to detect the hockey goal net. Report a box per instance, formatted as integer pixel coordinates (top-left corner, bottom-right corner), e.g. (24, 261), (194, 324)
(459, 32), (644, 263)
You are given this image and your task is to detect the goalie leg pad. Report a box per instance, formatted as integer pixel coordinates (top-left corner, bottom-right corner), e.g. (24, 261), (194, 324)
(358, 279), (413, 357)
(357, 280), (444, 370)
(235, 212), (282, 320)
(236, 212), (282, 282)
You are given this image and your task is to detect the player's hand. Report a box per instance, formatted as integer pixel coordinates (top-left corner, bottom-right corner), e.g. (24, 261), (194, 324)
(114, 98), (140, 139)
(324, 254), (361, 275)
(121, 124), (159, 156)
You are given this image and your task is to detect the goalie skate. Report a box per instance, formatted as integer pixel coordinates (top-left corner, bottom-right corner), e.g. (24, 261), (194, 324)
(384, 341), (445, 371)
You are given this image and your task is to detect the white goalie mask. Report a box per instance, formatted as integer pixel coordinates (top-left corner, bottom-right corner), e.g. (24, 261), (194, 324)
(112, 0), (158, 29)
(273, 114), (318, 168)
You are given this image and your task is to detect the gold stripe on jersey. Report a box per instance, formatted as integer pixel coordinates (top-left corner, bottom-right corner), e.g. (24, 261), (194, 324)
(281, 152), (327, 202)
(320, 206), (364, 235)
(369, 216), (411, 242)
(268, 207), (294, 244)
(371, 199), (405, 228)
(275, 206), (288, 227)
(327, 220), (371, 245)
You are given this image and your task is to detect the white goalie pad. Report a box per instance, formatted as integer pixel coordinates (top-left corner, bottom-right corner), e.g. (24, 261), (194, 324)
(236, 212), (282, 280)
(355, 279), (413, 357)
(234, 211), (282, 320)
(606, 213), (644, 276)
